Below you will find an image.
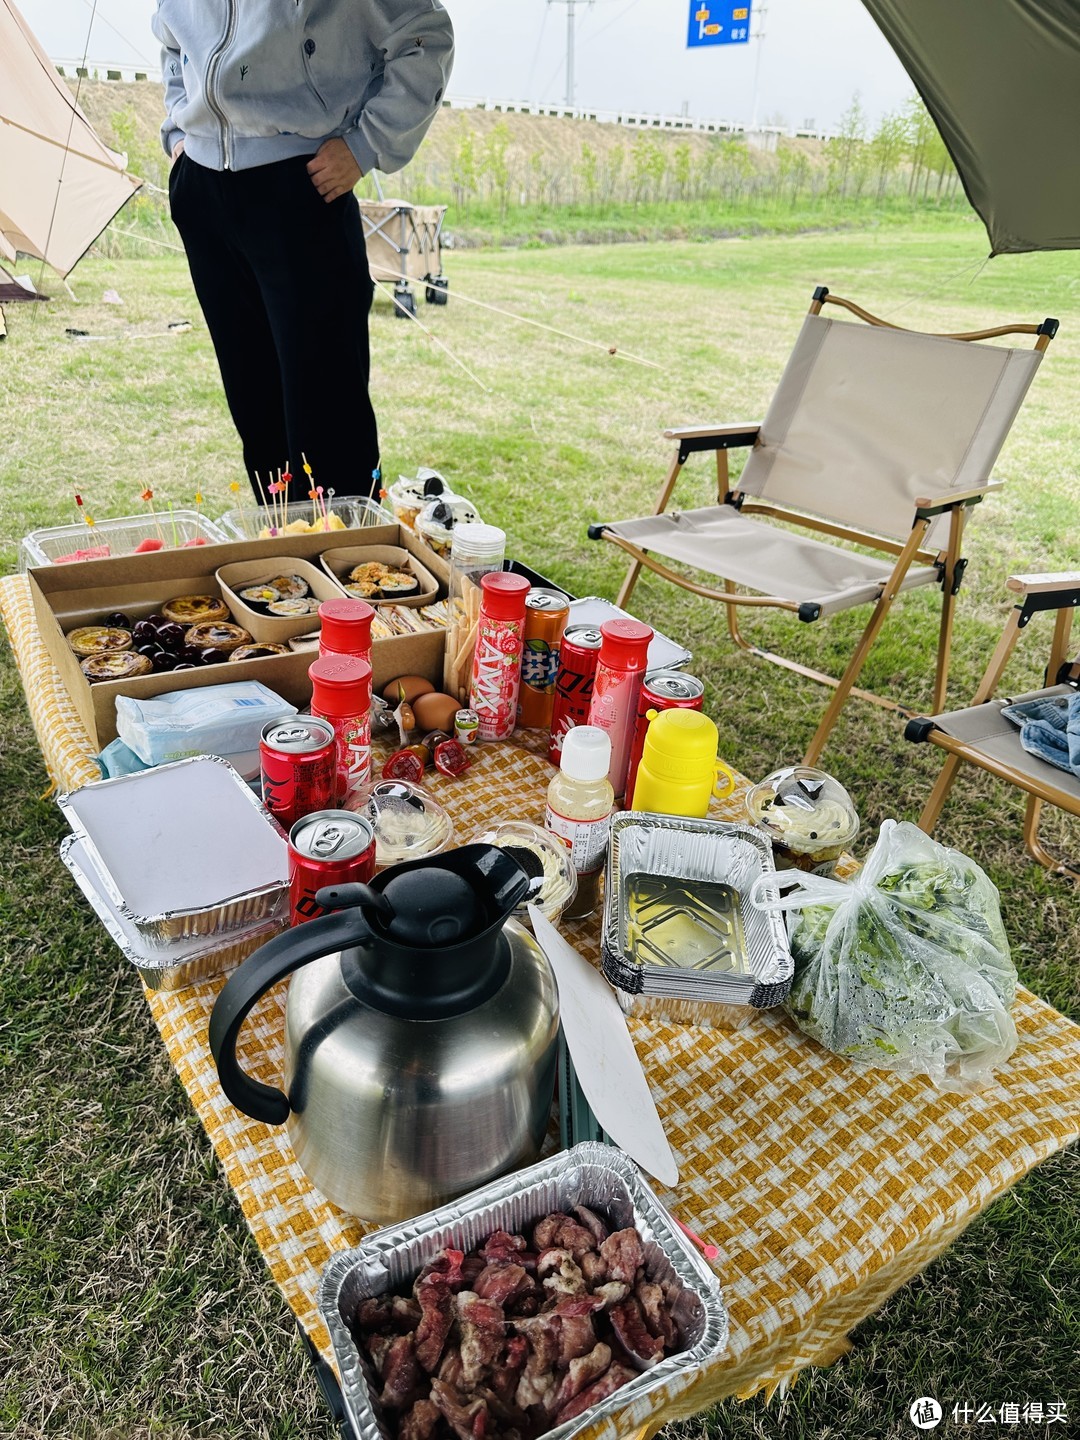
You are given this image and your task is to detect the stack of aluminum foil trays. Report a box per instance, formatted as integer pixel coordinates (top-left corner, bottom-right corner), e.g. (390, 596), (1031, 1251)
(600, 813), (792, 1027)
(319, 1142), (728, 1440)
(57, 755), (289, 989)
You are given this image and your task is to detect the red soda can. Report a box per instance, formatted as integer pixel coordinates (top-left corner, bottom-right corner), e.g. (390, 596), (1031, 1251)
(518, 588), (570, 729)
(260, 716), (336, 831)
(288, 810), (376, 925)
(309, 653), (373, 803)
(624, 671), (705, 808)
(547, 625), (603, 765)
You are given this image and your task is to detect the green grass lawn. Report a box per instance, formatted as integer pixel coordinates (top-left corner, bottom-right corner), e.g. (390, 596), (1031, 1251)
(1, 217), (1077, 1439)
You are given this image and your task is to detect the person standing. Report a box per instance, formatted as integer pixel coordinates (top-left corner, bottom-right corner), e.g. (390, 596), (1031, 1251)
(152, 1), (454, 502)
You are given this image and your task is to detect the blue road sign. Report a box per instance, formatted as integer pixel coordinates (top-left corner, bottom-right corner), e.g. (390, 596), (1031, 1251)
(687, 0), (751, 47)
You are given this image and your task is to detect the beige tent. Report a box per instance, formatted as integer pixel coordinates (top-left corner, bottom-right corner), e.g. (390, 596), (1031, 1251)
(0, 0), (140, 278)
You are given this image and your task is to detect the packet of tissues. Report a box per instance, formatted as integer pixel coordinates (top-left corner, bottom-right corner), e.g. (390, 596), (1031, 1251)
(116, 682), (297, 766)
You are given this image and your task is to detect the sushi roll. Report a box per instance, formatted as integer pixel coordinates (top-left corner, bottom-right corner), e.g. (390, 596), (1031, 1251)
(378, 569), (420, 599)
(267, 574), (310, 599)
(239, 585), (281, 607)
(348, 561), (391, 585)
(267, 597), (319, 617)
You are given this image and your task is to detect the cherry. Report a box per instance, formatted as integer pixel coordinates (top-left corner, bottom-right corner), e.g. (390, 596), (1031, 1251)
(157, 622), (185, 650)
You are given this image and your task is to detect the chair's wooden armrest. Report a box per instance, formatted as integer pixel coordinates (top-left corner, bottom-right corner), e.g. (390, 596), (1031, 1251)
(1006, 571), (1080, 595)
(662, 423), (762, 444)
(913, 481), (1004, 517)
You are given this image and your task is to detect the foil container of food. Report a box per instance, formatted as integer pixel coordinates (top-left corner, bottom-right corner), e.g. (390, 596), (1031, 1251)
(60, 835), (287, 990)
(319, 1142), (727, 1440)
(57, 754), (288, 948)
(600, 814), (792, 1027)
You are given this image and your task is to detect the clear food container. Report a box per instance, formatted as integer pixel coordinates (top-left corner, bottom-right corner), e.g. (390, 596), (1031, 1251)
(471, 819), (577, 926)
(745, 765), (859, 875)
(216, 495), (392, 541)
(357, 779), (454, 867)
(19, 510), (229, 570)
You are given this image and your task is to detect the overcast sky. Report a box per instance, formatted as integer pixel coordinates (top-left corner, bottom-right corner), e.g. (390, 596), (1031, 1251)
(21, 0), (917, 132)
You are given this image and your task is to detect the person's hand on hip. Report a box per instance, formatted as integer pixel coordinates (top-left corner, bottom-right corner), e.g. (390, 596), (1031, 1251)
(171, 139), (185, 160)
(307, 138), (363, 202)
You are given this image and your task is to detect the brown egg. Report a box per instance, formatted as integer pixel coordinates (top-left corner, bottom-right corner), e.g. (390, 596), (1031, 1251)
(411, 691), (461, 734)
(382, 674), (435, 705)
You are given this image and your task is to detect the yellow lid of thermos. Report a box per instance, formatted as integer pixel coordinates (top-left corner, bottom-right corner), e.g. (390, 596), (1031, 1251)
(629, 709), (735, 817)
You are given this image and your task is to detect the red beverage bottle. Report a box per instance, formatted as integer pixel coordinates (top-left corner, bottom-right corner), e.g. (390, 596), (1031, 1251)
(288, 810), (376, 924)
(309, 653), (373, 803)
(587, 618), (653, 800)
(319, 598), (375, 668)
(623, 671), (705, 810)
(260, 716), (337, 831)
(547, 625), (603, 765)
(468, 571), (530, 742)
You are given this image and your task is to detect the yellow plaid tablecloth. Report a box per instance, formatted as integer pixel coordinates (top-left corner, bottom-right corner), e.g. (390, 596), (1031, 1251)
(4, 571), (1079, 1439)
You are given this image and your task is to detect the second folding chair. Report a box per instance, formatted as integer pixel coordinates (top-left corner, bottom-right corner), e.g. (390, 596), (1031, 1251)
(589, 287), (1056, 764)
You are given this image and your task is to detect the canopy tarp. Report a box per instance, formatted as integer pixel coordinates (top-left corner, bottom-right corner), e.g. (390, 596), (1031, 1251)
(862, 0), (1080, 255)
(0, 0), (140, 278)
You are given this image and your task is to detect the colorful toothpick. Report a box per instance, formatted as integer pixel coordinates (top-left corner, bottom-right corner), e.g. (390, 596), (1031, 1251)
(141, 486), (164, 543)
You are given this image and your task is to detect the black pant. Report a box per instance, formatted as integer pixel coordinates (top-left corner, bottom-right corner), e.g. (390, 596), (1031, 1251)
(169, 153), (380, 502)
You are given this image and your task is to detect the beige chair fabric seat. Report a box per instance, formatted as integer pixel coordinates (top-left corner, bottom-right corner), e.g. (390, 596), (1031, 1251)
(605, 505), (940, 617)
(929, 685), (1080, 805)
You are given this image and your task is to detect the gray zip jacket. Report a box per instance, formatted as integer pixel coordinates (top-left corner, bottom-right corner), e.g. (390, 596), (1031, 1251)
(152, 0), (454, 175)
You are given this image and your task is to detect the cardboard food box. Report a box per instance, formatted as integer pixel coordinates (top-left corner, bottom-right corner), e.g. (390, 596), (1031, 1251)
(217, 557), (348, 643)
(319, 545), (439, 608)
(29, 526), (445, 750)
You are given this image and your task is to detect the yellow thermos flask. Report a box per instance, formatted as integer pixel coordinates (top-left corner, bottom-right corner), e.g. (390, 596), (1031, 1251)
(628, 708), (735, 817)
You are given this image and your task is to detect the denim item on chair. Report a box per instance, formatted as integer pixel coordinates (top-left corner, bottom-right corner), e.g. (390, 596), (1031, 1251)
(1013, 693), (1080, 778)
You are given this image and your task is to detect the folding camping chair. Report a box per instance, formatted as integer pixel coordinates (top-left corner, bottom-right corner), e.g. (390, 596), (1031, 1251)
(906, 572), (1080, 877)
(588, 287), (1057, 765)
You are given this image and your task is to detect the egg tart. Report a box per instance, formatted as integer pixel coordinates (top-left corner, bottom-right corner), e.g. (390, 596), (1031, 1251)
(81, 651), (153, 683)
(162, 594), (229, 626)
(68, 626), (133, 659)
(230, 643), (290, 661)
(184, 620), (252, 653)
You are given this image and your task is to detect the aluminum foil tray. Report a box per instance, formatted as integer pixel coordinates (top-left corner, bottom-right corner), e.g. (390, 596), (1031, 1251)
(567, 597), (691, 673)
(319, 1142), (728, 1440)
(61, 835), (287, 990)
(602, 814), (792, 1015)
(57, 754), (288, 948)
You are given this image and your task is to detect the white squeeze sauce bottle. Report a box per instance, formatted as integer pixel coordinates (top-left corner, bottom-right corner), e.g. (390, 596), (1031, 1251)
(545, 726), (615, 921)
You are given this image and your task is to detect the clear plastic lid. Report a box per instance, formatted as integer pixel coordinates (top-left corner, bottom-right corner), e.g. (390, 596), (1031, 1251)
(358, 780), (454, 867)
(745, 766), (859, 857)
(450, 522), (506, 567)
(471, 820), (577, 925)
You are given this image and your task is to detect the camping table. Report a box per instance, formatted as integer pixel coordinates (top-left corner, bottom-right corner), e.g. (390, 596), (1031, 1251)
(3, 569), (1080, 1440)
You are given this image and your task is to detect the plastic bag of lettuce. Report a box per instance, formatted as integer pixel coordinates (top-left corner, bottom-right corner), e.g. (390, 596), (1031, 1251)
(750, 820), (1017, 1091)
